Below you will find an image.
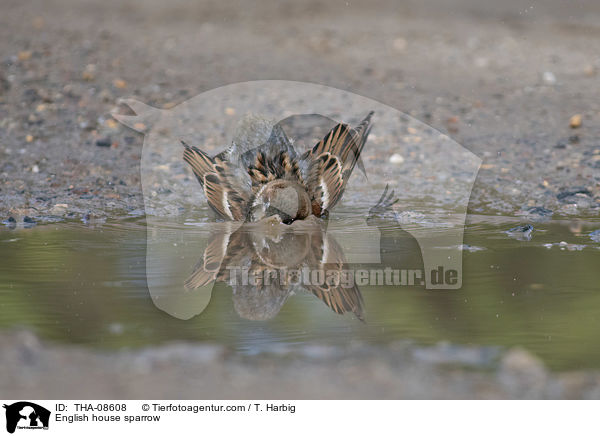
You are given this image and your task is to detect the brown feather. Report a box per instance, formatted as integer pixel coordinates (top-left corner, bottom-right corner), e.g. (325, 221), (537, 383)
(302, 112), (373, 215)
(182, 141), (249, 220)
(305, 231), (364, 320)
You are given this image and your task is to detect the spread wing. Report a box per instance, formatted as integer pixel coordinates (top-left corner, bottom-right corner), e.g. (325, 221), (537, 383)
(182, 141), (251, 220)
(184, 231), (232, 290)
(304, 231), (365, 321)
(184, 224), (247, 290)
(301, 111), (373, 216)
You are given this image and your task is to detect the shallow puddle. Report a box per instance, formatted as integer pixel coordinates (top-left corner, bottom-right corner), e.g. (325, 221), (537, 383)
(1, 214), (599, 371)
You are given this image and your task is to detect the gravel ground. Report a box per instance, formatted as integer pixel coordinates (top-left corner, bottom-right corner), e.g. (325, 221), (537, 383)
(1, 0), (600, 224)
(2, 330), (599, 399)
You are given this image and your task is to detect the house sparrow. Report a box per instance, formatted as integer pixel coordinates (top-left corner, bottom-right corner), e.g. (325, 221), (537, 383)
(182, 111), (374, 224)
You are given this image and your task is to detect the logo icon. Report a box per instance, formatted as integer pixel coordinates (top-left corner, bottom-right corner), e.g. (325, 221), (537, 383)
(3, 402), (50, 434)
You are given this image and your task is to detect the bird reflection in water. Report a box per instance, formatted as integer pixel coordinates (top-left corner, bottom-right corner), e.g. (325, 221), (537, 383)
(184, 217), (365, 321)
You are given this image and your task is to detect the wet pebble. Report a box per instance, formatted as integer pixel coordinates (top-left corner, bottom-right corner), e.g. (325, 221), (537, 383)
(23, 216), (36, 228)
(3, 217), (17, 229)
(544, 241), (587, 251)
(517, 206), (553, 222)
(506, 224), (533, 241)
(557, 187), (591, 201)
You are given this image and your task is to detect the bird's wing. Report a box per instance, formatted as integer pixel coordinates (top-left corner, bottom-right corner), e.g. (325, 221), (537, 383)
(184, 230), (232, 290)
(182, 141), (251, 220)
(304, 231), (365, 321)
(301, 111), (373, 215)
(184, 224), (247, 290)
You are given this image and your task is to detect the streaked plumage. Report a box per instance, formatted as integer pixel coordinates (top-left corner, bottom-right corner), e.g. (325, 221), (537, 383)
(182, 112), (374, 223)
(184, 221), (364, 321)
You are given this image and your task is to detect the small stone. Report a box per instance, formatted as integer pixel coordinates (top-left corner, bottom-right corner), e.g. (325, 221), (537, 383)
(82, 64), (96, 81)
(583, 65), (596, 76)
(113, 78), (127, 89)
(557, 187), (590, 201)
(23, 88), (40, 103)
(559, 204), (579, 215)
(25, 134), (33, 143)
(389, 153), (404, 164)
(31, 165), (39, 173)
(50, 204), (68, 215)
(95, 137), (112, 147)
(542, 71), (556, 85)
(4, 216), (17, 228)
(104, 119), (118, 129)
(23, 216), (36, 228)
(17, 50), (32, 61)
(133, 122), (146, 131)
(569, 114), (582, 128)
(224, 107), (236, 116)
(506, 224), (533, 241)
(522, 206), (553, 220)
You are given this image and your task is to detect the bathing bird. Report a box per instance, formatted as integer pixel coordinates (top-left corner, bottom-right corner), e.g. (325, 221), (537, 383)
(182, 111), (374, 224)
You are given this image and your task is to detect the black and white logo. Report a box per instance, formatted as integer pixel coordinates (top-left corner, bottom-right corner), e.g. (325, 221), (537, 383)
(3, 402), (50, 434)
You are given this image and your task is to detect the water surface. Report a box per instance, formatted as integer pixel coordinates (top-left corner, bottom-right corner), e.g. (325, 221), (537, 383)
(1, 215), (599, 370)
